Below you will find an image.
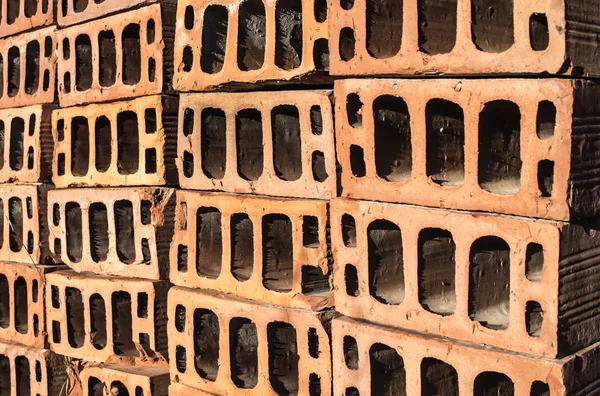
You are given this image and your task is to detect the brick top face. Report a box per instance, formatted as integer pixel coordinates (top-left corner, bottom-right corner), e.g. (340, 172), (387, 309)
(0, 0), (54, 38)
(57, 0), (165, 27)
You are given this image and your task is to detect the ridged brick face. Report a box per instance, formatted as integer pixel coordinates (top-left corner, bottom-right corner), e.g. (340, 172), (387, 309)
(81, 364), (170, 396)
(57, 0), (173, 27)
(0, 0), (55, 38)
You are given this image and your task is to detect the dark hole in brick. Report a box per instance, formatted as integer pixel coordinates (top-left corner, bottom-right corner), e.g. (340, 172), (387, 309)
(15, 356), (30, 396)
(308, 328), (319, 358)
(66, 287), (84, 348)
(26, 231), (33, 253)
(94, 116), (111, 172)
(531, 381), (550, 396)
(194, 308), (220, 381)
(346, 93), (362, 127)
(117, 111), (139, 175)
(71, 116), (89, 176)
(0, 355), (9, 394)
(147, 19), (155, 44)
(64, 72), (71, 93)
(10, 117), (24, 171)
(350, 145), (366, 177)
(144, 108), (156, 134)
(231, 213), (254, 282)
(114, 200), (136, 264)
(313, 38), (329, 70)
(185, 5), (194, 29)
(530, 13), (549, 51)
(33, 313), (39, 336)
(58, 153), (66, 175)
(52, 203), (60, 226)
(177, 244), (188, 272)
(369, 343), (406, 396)
(73, 0), (88, 12)
(148, 58), (156, 82)
(75, 35), (92, 91)
(145, 148), (157, 174)
(52, 320), (61, 343)
(32, 280), (38, 302)
(140, 200), (151, 225)
(89, 203), (108, 263)
(175, 304), (186, 332)
(51, 286), (60, 308)
(0, 56), (3, 99)
(346, 387), (359, 396)
(183, 151), (194, 177)
(98, 30), (117, 87)
(368, 219), (404, 305)
(309, 373), (321, 396)
(339, 27), (355, 61)
(62, 38), (70, 59)
(26, 197), (32, 219)
(110, 381), (129, 396)
(14, 277), (28, 334)
(137, 292), (148, 318)
(309, 106), (323, 135)
(201, 5), (228, 74)
(340, 0), (353, 10)
(230, 317), (258, 388)
(238, 0), (266, 71)
(57, 119), (65, 141)
(7, 47), (20, 98)
(526, 242), (543, 282)
(236, 109), (263, 181)
(43, 69), (49, 91)
(418, 0), (457, 54)
(420, 358), (458, 395)
(343, 335), (359, 369)
(374, 95), (412, 181)
(196, 207), (222, 279)
(301, 265), (328, 296)
(469, 236), (510, 330)
(262, 214), (293, 292)
(345, 264), (359, 296)
(471, 0), (514, 53)
(526, 300), (543, 337)
(35, 361), (41, 382)
(474, 372), (514, 395)
(175, 345), (186, 373)
(112, 291), (135, 355)
(268, 322), (298, 395)
(201, 107), (227, 179)
(88, 377), (103, 396)
(0, 200), (4, 250)
(0, 122), (4, 168)
(27, 147), (33, 170)
(183, 108), (194, 136)
(272, 105), (302, 181)
(6, 0), (19, 24)
(0, 275), (9, 328)
(538, 160), (554, 198)
(536, 100), (555, 140)
(418, 228), (456, 316)
(25, 40), (40, 95)
(122, 24), (141, 85)
(312, 151), (327, 182)
(302, 216), (319, 247)
(478, 100), (521, 195)
(139, 332), (150, 352)
(9, 197), (23, 253)
(28, 114), (35, 136)
(44, 37), (52, 57)
(275, 0), (303, 70)
(89, 293), (107, 350)
(366, 0), (402, 58)
(182, 46), (193, 72)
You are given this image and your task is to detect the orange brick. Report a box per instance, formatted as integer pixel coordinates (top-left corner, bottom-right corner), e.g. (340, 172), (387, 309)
(170, 190), (331, 310)
(168, 287), (332, 395)
(46, 270), (168, 363)
(48, 187), (175, 280)
(0, 0), (54, 38)
(0, 26), (57, 109)
(52, 95), (178, 188)
(178, 90), (335, 199)
(80, 364), (170, 396)
(169, 383), (218, 395)
(173, 0), (329, 91)
(58, 0), (175, 27)
(335, 78), (600, 221)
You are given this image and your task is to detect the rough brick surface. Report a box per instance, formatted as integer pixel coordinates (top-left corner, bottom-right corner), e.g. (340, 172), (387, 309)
(58, 0), (174, 27)
(56, 4), (175, 107)
(80, 364), (170, 396)
(0, 0), (54, 38)
(178, 91), (336, 199)
(333, 316), (600, 396)
(46, 270), (168, 363)
(173, 0), (329, 91)
(169, 383), (218, 395)
(0, 26), (57, 109)
(52, 96), (178, 188)
(48, 187), (175, 280)
(170, 190), (331, 310)
(335, 78), (600, 221)
(168, 287), (333, 395)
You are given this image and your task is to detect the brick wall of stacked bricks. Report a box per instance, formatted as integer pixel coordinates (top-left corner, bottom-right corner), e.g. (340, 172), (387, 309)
(2, 0), (600, 394)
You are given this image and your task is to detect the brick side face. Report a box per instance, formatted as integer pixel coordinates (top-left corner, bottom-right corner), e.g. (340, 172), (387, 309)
(57, 0), (174, 27)
(81, 365), (170, 396)
(0, 0), (54, 38)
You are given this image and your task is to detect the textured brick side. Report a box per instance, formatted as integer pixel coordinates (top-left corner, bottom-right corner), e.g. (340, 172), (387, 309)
(81, 365), (170, 396)
(169, 383), (219, 395)
(0, 0), (54, 38)
(57, 0), (175, 27)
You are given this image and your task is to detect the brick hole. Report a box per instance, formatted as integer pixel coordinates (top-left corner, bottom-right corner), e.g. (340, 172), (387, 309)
(75, 35), (92, 91)
(58, 153), (66, 174)
(0, 275), (9, 328)
(88, 377), (103, 396)
(177, 245), (188, 272)
(135, 386), (143, 396)
(122, 24), (141, 85)
(368, 219), (404, 305)
(25, 197), (32, 219)
(314, 0), (327, 21)
(346, 93), (363, 127)
(313, 39), (329, 70)
(14, 277), (27, 334)
(236, 109), (263, 181)
(369, 343), (406, 395)
(62, 38), (70, 59)
(469, 236), (510, 330)
(341, 0), (353, 10)
(345, 388), (359, 396)
(418, 228), (456, 316)
(471, 0), (514, 52)
(526, 301), (543, 337)
(536, 100), (556, 140)
(184, 5), (194, 29)
(9, 117), (24, 171)
(66, 287), (85, 348)
(531, 381), (550, 396)
(0, 56), (3, 98)
(0, 121), (4, 167)
(51, 285), (60, 308)
(73, 0), (87, 12)
(366, 0), (402, 58)
(345, 264), (359, 296)
(52, 321), (61, 343)
(89, 293), (107, 350)
(27, 115), (35, 138)
(144, 109), (156, 134)
(7, 47), (20, 98)
(148, 58), (156, 82)
(237, 0), (266, 71)
(275, 0), (303, 70)
(44, 37), (52, 57)
(525, 242), (543, 282)
(57, 119), (65, 141)
(537, 160), (554, 198)
(147, 19), (155, 44)
(145, 148), (157, 174)
(310, 106), (323, 135)
(529, 13), (549, 51)
(183, 151), (194, 177)
(89, 203), (108, 263)
(201, 5), (228, 74)
(117, 111), (139, 175)
(9, 197), (23, 253)
(175, 345), (186, 372)
(272, 105), (302, 181)
(420, 358), (458, 395)
(71, 116), (90, 176)
(196, 207), (222, 279)
(478, 100), (521, 195)
(0, 356), (9, 393)
(201, 108), (227, 179)
(114, 200), (136, 264)
(98, 30), (117, 87)
(343, 335), (359, 369)
(26, 231), (33, 253)
(6, 0), (18, 24)
(137, 293), (148, 319)
(43, 70), (50, 90)
(175, 304), (186, 332)
(342, 215), (356, 247)
(418, 0), (457, 54)
(231, 213), (254, 282)
(474, 372), (514, 395)
(42, 0), (48, 13)
(339, 27), (355, 61)
(301, 265), (328, 296)
(182, 46), (193, 72)
(32, 280), (38, 302)
(302, 216), (319, 247)
(25, 41), (40, 94)
(34, 361), (41, 382)
(374, 95), (412, 182)
(312, 151), (328, 182)
(112, 291), (136, 355)
(110, 381), (129, 396)
(181, 202), (188, 229)
(66, 201), (83, 262)
(194, 309), (220, 381)
(230, 317), (258, 388)
(267, 322), (298, 395)
(94, 116), (111, 172)
(262, 214), (293, 292)
(27, 147), (33, 169)
(309, 373), (321, 396)
(15, 356), (30, 396)
(52, 203), (60, 226)
(183, 108), (194, 136)
(140, 200), (151, 225)
(307, 328), (320, 358)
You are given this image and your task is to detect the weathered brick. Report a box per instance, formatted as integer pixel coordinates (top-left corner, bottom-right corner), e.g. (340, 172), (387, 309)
(168, 287), (333, 395)
(58, 0), (175, 27)
(46, 270), (168, 363)
(178, 90), (335, 199)
(169, 383), (218, 395)
(173, 0), (329, 91)
(0, 26), (57, 109)
(52, 95), (178, 188)
(335, 78), (600, 221)
(0, 0), (54, 38)
(170, 190), (331, 310)
(80, 364), (170, 396)
(48, 187), (175, 280)
(56, 4), (174, 107)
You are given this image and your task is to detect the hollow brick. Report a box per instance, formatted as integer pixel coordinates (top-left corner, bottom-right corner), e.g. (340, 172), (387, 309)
(170, 190), (331, 310)
(52, 95), (179, 188)
(0, 0), (54, 38)
(58, 0), (175, 27)
(336, 78), (600, 221)
(80, 364), (170, 396)
(48, 187), (175, 280)
(46, 270), (168, 363)
(168, 287), (333, 395)
(170, 383), (219, 395)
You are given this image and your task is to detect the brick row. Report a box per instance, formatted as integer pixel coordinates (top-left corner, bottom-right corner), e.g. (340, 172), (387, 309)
(81, 364), (170, 396)
(0, 0), (54, 38)
(58, 0), (174, 27)
(52, 95), (178, 188)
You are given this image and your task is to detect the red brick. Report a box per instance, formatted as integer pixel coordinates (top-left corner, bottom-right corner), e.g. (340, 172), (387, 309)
(58, 0), (175, 27)
(170, 190), (331, 310)
(0, 0), (54, 38)
(80, 364), (170, 396)
(48, 187), (175, 280)
(173, 0), (329, 91)
(0, 26), (57, 109)
(335, 78), (600, 221)
(46, 270), (168, 363)
(52, 95), (178, 188)
(178, 90), (336, 199)
(168, 287), (332, 395)
(169, 383), (218, 395)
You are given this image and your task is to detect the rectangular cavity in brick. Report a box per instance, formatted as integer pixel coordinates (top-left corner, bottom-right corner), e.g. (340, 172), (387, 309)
(173, 0), (329, 91)
(58, 0), (175, 27)
(46, 271), (168, 363)
(0, 0), (54, 38)
(56, 4), (174, 107)
(170, 191), (330, 310)
(168, 287), (332, 395)
(48, 188), (175, 280)
(81, 365), (169, 396)
(335, 78), (600, 221)
(178, 91), (335, 199)
(52, 96), (178, 188)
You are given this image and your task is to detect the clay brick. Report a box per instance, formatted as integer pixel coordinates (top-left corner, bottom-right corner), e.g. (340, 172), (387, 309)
(52, 95), (178, 188)
(48, 187), (175, 280)
(56, 4), (174, 107)
(178, 91), (335, 199)
(169, 383), (218, 395)
(173, 0), (329, 91)
(81, 364), (170, 396)
(58, 0), (175, 27)
(0, 0), (54, 38)
(0, 26), (57, 110)
(170, 190), (331, 310)
(335, 78), (600, 221)
(168, 287), (332, 395)
(333, 316), (600, 396)
(46, 270), (168, 363)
